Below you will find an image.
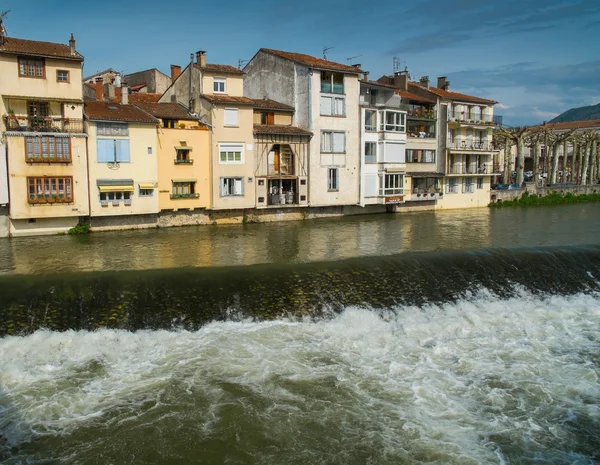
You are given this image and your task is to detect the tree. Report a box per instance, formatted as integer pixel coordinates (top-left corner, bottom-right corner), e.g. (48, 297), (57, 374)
(492, 130), (512, 184)
(549, 129), (575, 184)
(495, 126), (531, 185)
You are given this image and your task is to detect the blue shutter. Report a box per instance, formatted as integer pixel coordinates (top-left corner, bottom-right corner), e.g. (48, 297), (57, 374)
(116, 139), (130, 162)
(97, 139), (113, 162)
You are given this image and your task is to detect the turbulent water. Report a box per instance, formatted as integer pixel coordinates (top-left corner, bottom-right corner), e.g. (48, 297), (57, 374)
(1, 207), (600, 464)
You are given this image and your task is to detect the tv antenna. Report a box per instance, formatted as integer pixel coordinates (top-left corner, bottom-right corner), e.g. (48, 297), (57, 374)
(346, 55), (362, 62)
(238, 59), (249, 69)
(0, 10), (10, 45)
(322, 46), (334, 60)
(393, 57), (402, 73)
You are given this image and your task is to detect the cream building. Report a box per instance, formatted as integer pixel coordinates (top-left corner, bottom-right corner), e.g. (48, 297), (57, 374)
(85, 100), (159, 228)
(0, 35), (90, 236)
(243, 49), (362, 207)
(134, 102), (211, 211)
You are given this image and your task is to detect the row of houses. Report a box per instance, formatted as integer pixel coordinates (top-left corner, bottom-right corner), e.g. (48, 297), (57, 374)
(0, 34), (502, 237)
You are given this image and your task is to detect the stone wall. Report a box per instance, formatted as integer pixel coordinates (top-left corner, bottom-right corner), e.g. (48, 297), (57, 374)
(0, 206), (9, 238)
(490, 183), (600, 203)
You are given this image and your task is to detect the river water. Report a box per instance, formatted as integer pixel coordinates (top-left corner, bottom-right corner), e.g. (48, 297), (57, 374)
(1, 206), (599, 464)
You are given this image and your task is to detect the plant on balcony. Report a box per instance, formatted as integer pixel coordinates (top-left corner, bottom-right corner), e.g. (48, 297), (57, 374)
(178, 122), (186, 129)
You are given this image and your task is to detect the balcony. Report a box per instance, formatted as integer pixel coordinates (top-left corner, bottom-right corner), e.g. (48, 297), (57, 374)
(174, 158), (194, 165)
(170, 193), (200, 199)
(447, 163), (501, 175)
(406, 107), (436, 120)
(4, 115), (84, 133)
(410, 190), (443, 201)
(447, 111), (495, 125)
(447, 139), (493, 151)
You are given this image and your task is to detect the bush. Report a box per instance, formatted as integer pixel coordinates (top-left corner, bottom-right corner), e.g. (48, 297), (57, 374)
(489, 191), (600, 208)
(68, 223), (90, 235)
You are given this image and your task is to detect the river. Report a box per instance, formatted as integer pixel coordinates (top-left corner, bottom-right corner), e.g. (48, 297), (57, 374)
(1, 205), (599, 464)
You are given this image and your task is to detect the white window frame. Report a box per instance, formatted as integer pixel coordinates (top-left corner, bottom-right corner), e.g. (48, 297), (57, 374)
(379, 110), (406, 132)
(380, 174), (404, 196)
(477, 177), (484, 189)
(220, 177), (245, 197)
(321, 131), (345, 154)
(446, 178), (459, 194)
(139, 188), (154, 197)
(219, 143), (244, 164)
(365, 142), (377, 164)
(213, 77), (226, 94)
(463, 177), (475, 193)
(327, 167), (339, 192)
(320, 95), (345, 116)
(223, 108), (238, 127)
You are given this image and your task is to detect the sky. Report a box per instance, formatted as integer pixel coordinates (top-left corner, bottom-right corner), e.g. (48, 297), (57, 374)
(2, 0), (599, 126)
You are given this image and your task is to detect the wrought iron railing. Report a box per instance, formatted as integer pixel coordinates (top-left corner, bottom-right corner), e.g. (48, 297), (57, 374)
(4, 115), (84, 133)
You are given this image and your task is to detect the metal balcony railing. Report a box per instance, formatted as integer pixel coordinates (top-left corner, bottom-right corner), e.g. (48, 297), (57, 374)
(447, 163), (490, 175)
(447, 111), (495, 124)
(4, 115), (84, 133)
(447, 139), (492, 151)
(406, 107), (436, 119)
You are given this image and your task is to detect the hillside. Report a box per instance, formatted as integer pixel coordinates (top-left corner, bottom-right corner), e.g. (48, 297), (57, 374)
(549, 102), (600, 123)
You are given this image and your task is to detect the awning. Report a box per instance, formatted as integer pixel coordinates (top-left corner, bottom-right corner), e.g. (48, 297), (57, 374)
(98, 185), (134, 192)
(407, 172), (445, 178)
(138, 183), (155, 189)
(172, 178), (197, 183)
(174, 146), (192, 151)
(385, 168), (405, 173)
(97, 179), (134, 186)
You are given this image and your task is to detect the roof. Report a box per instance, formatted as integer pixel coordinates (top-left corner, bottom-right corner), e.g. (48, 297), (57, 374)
(253, 124), (312, 136)
(0, 37), (83, 61)
(260, 48), (362, 74)
(194, 63), (244, 75)
(360, 79), (398, 89)
(250, 98), (294, 111)
(83, 68), (117, 81)
(130, 84), (147, 91)
(202, 94), (255, 105)
(85, 101), (158, 123)
(129, 93), (161, 104)
(135, 102), (195, 120)
(533, 119), (600, 131)
(125, 68), (170, 78)
(408, 82), (496, 105)
(397, 90), (436, 104)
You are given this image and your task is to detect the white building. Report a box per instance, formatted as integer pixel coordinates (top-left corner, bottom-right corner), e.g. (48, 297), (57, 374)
(243, 48), (362, 207)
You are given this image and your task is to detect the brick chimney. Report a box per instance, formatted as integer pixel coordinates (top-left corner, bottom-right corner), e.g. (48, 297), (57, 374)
(103, 82), (115, 101)
(95, 84), (103, 101)
(437, 76), (449, 90)
(393, 68), (409, 92)
(419, 76), (430, 89)
(363, 71), (369, 81)
(170, 64), (182, 81)
(69, 33), (76, 56)
(196, 51), (206, 68)
(121, 82), (129, 105)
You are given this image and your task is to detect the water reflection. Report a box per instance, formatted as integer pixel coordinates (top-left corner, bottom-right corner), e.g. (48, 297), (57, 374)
(0, 204), (599, 275)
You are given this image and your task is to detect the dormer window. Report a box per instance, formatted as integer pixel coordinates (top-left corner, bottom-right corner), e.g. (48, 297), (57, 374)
(19, 57), (45, 78)
(321, 71), (344, 94)
(213, 78), (226, 93)
(261, 112), (274, 125)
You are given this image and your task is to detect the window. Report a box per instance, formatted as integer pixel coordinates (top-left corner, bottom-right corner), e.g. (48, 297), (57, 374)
(97, 122), (128, 136)
(100, 191), (132, 202)
(220, 177), (244, 196)
(327, 168), (339, 191)
(321, 131), (345, 153)
(261, 112), (274, 125)
(320, 96), (345, 116)
(172, 181), (198, 198)
(477, 177), (484, 189)
(379, 110), (406, 132)
(463, 177), (475, 193)
(365, 142), (376, 164)
(25, 136), (71, 162)
(321, 71), (344, 94)
(219, 143), (244, 163)
(139, 189), (153, 197)
(163, 119), (176, 128)
(224, 108), (238, 126)
(446, 178), (459, 194)
(97, 139), (131, 163)
(380, 174), (404, 196)
(28, 101), (49, 117)
(268, 145), (294, 176)
(364, 110), (376, 131)
(213, 78), (226, 93)
(175, 149), (192, 164)
(19, 57), (45, 77)
(406, 149), (436, 163)
(57, 70), (69, 82)
(27, 177), (73, 203)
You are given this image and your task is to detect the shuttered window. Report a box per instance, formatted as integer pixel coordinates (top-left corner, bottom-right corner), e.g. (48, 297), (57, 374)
(97, 139), (130, 163)
(224, 108), (238, 126)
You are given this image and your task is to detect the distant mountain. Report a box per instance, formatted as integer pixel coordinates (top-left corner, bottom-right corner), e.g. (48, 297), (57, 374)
(549, 103), (600, 123)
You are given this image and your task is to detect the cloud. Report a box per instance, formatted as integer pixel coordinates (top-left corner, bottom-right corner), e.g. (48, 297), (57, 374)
(496, 103), (511, 109)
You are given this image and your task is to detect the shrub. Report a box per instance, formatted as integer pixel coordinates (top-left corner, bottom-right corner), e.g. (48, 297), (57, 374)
(68, 223), (90, 235)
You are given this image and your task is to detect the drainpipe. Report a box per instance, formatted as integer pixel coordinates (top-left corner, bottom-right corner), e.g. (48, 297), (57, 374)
(307, 67), (312, 207)
(188, 53), (194, 111)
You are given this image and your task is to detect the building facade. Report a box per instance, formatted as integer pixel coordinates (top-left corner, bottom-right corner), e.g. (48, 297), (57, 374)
(243, 48), (362, 207)
(0, 35), (90, 236)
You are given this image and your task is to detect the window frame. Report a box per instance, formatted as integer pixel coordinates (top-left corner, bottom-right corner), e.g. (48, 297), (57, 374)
(477, 177), (484, 189)
(99, 190), (132, 203)
(463, 177), (475, 193)
(220, 177), (245, 197)
(321, 131), (346, 154)
(25, 136), (72, 163)
(219, 143), (244, 164)
(213, 77), (226, 94)
(364, 109), (377, 131)
(365, 142), (377, 164)
(446, 178), (459, 194)
(327, 167), (339, 192)
(139, 188), (154, 197)
(171, 181), (198, 198)
(223, 108), (239, 127)
(97, 138), (131, 163)
(320, 95), (346, 116)
(27, 176), (73, 204)
(320, 71), (344, 94)
(97, 122), (129, 136)
(18, 57), (45, 78)
(56, 69), (70, 82)
(380, 174), (404, 196)
(379, 110), (406, 132)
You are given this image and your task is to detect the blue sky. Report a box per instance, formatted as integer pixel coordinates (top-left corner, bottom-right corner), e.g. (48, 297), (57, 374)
(3, 0), (599, 126)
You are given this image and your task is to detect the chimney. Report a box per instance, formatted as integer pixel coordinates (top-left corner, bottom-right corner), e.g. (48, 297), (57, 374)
(419, 76), (430, 89)
(170, 64), (182, 81)
(197, 50), (206, 68)
(393, 68), (409, 92)
(121, 81), (129, 105)
(69, 33), (76, 56)
(437, 76), (449, 90)
(103, 82), (115, 101)
(363, 71), (369, 82)
(95, 84), (103, 101)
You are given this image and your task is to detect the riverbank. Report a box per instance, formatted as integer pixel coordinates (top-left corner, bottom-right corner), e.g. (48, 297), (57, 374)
(490, 191), (600, 207)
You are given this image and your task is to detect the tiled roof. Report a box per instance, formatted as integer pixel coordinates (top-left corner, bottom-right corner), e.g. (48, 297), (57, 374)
(397, 90), (436, 104)
(260, 48), (362, 74)
(129, 93), (161, 104)
(250, 98), (294, 111)
(135, 102), (195, 120)
(194, 63), (244, 74)
(0, 37), (84, 61)
(85, 101), (158, 123)
(202, 94), (255, 105)
(130, 84), (147, 91)
(533, 119), (600, 131)
(360, 79), (398, 89)
(253, 124), (312, 136)
(408, 82), (496, 104)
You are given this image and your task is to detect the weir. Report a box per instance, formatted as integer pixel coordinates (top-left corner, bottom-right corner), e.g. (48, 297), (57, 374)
(1, 244), (599, 336)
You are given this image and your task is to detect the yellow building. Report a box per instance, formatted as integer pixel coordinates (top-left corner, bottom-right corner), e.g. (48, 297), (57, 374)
(0, 35), (90, 236)
(134, 102), (211, 211)
(84, 100), (160, 229)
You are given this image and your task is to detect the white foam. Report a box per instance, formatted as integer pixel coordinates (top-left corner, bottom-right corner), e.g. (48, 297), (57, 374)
(1, 290), (599, 463)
